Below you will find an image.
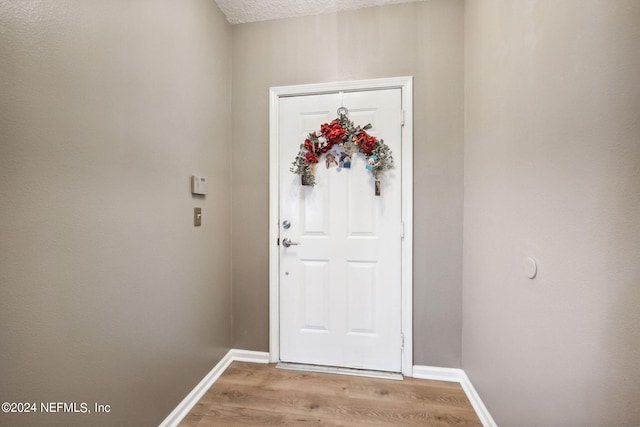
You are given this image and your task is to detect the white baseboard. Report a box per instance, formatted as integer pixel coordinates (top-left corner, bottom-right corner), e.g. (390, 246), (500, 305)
(412, 365), (466, 383)
(159, 349), (269, 427)
(413, 365), (497, 427)
(228, 349), (271, 364)
(459, 371), (498, 427)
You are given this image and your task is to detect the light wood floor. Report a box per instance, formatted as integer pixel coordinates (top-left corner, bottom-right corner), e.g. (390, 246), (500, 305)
(179, 362), (482, 426)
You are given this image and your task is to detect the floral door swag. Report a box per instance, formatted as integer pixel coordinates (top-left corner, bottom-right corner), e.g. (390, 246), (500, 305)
(290, 109), (393, 196)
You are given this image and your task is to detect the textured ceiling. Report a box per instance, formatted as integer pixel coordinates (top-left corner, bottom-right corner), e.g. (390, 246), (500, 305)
(214, 0), (423, 24)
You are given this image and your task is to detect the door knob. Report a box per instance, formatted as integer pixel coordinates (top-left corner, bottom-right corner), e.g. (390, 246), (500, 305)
(282, 238), (300, 248)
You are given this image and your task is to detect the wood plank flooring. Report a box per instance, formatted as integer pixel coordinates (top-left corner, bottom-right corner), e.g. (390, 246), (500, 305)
(179, 362), (482, 426)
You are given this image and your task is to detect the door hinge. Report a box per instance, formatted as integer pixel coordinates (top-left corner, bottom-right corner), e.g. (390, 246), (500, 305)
(401, 333), (405, 350)
(277, 237), (280, 246)
(401, 109), (405, 127)
(401, 221), (405, 239)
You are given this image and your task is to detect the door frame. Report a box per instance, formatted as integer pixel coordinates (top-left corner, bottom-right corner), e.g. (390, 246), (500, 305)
(268, 76), (414, 376)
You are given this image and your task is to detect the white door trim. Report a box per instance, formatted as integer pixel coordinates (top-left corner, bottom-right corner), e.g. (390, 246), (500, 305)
(269, 76), (414, 376)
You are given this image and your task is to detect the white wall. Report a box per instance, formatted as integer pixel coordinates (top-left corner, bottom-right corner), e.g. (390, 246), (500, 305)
(463, 1), (640, 425)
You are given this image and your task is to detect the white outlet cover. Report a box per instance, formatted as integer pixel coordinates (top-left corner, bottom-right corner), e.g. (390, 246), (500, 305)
(523, 257), (537, 279)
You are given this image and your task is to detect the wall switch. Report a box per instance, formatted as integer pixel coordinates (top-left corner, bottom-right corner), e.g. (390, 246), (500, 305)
(194, 207), (202, 227)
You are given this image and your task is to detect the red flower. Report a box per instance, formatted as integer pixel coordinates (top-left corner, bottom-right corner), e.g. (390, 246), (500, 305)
(354, 130), (377, 156)
(353, 129), (366, 146)
(304, 139), (314, 152)
(361, 138), (376, 155)
(320, 120), (347, 145)
(319, 141), (333, 153)
(304, 152), (319, 163)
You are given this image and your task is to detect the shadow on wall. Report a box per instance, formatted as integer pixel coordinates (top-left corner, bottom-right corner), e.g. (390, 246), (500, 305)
(590, 138), (640, 420)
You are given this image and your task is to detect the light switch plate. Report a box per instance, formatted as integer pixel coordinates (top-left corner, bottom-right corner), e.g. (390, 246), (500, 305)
(194, 207), (202, 227)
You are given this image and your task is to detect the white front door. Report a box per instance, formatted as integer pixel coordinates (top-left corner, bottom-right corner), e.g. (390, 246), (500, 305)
(278, 88), (403, 372)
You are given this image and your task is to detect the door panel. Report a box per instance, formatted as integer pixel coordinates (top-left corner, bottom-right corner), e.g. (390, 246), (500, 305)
(279, 89), (402, 372)
(347, 261), (377, 335)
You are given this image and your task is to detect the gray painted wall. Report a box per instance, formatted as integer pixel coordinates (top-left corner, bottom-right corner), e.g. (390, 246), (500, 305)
(0, 1), (232, 426)
(463, 1), (640, 425)
(231, 0), (465, 368)
(3, 1), (638, 426)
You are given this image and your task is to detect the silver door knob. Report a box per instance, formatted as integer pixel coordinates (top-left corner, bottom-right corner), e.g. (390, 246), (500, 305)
(282, 238), (300, 248)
